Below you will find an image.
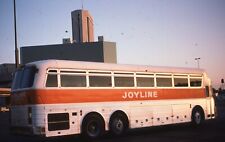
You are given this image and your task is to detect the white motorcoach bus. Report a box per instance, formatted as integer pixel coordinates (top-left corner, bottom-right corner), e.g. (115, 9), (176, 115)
(10, 60), (216, 138)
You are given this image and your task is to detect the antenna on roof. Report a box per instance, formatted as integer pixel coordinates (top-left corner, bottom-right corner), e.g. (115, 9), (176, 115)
(81, 0), (84, 9)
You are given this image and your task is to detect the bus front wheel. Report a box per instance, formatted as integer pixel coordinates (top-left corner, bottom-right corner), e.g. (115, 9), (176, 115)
(191, 107), (205, 126)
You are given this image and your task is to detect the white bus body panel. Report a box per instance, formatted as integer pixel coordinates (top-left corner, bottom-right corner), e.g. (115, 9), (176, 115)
(10, 98), (209, 137)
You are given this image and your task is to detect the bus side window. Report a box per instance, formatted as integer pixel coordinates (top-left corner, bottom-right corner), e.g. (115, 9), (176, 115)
(114, 77), (134, 87)
(190, 78), (202, 87)
(61, 75), (86, 87)
(136, 77), (154, 87)
(89, 76), (112, 87)
(174, 78), (188, 87)
(156, 77), (172, 87)
(46, 74), (58, 87)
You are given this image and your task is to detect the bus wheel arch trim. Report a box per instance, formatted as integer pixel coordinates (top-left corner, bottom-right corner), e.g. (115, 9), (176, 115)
(81, 112), (105, 139)
(109, 110), (129, 136)
(191, 106), (205, 126)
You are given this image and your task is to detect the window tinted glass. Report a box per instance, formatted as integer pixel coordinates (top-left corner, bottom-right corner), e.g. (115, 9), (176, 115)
(12, 66), (37, 90)
(89, 76), (111, 87)
(174, 78), (188, 87)
(61, 75), (86, 87)
(156, 78), (172, 87)
(21, 68), (36, 88)
(46, 74), (58, 87)
(12, 70), (23, 90)
(190, 78), (202, 87)
(137, 77), (154, 87)
(114, 77), (134, 87)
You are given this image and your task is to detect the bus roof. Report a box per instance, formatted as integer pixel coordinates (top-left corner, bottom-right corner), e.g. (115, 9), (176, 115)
(27, 60), (205, 74)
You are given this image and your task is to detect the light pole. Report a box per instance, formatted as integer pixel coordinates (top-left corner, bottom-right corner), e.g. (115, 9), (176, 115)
(195, 57), (201, 69)
(13, 0), (19, 68)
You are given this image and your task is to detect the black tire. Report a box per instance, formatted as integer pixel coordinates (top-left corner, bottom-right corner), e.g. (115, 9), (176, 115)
(191, 107), (205, 126)
(109, 112), (128, 136)
(82, 113), (105, 139)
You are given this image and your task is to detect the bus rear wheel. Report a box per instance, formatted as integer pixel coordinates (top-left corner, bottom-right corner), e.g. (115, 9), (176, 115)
(109, 112), (128, 136)
(82, 113), (105, 139)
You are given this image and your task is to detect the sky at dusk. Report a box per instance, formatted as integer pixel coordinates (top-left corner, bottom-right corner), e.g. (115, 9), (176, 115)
(0, 0), (225, 88)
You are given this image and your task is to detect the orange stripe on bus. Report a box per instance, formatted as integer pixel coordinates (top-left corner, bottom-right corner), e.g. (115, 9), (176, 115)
(11, 88), (206, 105)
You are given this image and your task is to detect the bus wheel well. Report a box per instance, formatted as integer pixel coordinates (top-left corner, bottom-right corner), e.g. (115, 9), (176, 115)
(109, 110), (129, 136)
(81, 112), (105, 139)
(191, 105), (205, 126)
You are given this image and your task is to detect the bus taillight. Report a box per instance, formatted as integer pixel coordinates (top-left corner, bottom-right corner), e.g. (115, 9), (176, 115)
(28, 107), (32, 125)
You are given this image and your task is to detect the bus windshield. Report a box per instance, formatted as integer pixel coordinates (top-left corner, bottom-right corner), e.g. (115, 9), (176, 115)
(12, 66), (38, 91)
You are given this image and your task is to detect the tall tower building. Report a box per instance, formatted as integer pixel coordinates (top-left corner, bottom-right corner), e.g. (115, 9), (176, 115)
(71, 10), (94, 43)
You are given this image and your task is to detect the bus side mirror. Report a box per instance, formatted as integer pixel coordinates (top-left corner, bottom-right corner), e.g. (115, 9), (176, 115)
(221, 79), (224, 84)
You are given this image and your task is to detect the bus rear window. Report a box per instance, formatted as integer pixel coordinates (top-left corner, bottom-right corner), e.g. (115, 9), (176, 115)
(12, 70), (23, 90)
(12, 66), (37, 90)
